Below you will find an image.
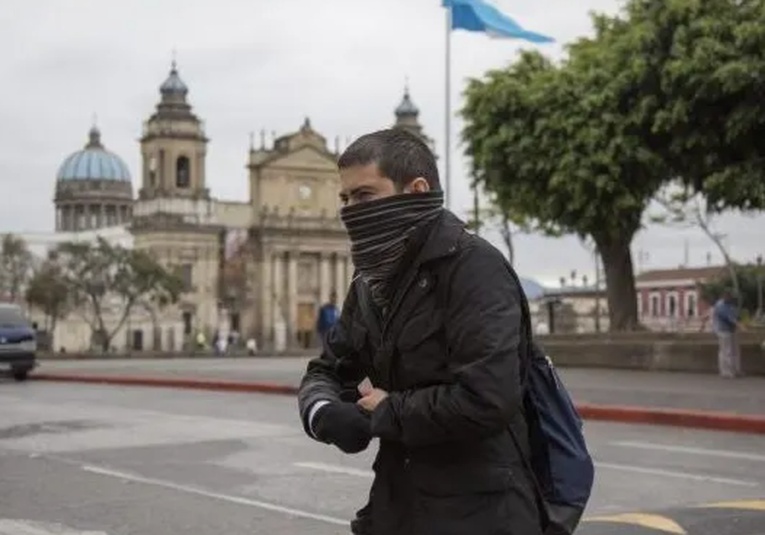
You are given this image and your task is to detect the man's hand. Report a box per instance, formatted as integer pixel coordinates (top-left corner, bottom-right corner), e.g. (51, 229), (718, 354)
(357, 380), (389, 413)
(312, 402), (372, 454)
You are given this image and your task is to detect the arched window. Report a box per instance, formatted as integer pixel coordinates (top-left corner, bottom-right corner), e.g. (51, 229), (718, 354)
(666, 293), (678, 318)
(176, 156), (190, 188)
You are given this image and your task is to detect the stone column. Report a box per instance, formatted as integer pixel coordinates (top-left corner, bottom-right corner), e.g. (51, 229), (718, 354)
(273, 252), (284, 329)
(260, 250), (273, 350)
(100, 204), (106, 228)
(319, 253), (331, 304)
(334, 254), (346, 305)
(74, 204), (82, 231)
(198, 152), (206, 190)
(286, 251), (299, 348)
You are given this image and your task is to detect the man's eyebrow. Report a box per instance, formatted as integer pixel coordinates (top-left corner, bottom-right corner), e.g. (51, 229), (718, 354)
(341, 186), (370, 199)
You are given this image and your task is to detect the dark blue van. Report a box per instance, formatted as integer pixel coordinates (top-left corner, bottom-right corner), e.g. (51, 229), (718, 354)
(0, 303), (37, 381)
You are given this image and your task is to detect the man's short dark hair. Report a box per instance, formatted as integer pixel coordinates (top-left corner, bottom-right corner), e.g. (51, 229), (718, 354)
(337, 128), (441, 191)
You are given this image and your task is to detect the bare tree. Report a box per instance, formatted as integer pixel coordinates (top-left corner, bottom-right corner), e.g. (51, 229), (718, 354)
(25, 251), (71, 333)
(465, 205), (521, 265)
(652, 185), (740, 297)
(0, 234), (34, 302)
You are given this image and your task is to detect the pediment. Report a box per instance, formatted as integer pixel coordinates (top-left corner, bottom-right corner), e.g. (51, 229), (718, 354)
(264, 146), (338, 172)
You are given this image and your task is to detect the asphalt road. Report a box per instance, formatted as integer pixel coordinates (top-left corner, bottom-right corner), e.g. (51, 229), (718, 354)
(35, 356), (765, 415)
(1, 380), (764, 534)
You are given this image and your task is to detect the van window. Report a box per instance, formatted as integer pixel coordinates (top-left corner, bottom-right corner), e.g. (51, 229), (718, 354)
(0, 307), (29, 327)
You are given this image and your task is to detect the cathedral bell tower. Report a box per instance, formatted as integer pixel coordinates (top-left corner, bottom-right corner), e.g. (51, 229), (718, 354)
(139, 60), (209, 200)
(393, 83), (436, 155)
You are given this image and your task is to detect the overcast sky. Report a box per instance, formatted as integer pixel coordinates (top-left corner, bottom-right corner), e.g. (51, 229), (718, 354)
(1, 0), (763, 287)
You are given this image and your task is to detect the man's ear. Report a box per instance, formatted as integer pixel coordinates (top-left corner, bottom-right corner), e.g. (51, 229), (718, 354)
(406, 177), (430, 193)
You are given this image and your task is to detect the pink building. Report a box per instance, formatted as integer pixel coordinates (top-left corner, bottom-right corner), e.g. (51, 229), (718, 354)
(635, 266), (726, 331)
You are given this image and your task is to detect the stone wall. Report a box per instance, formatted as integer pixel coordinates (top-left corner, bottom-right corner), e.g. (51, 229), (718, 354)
(537, 332), (765, 376)
(38, 332), (765, 377)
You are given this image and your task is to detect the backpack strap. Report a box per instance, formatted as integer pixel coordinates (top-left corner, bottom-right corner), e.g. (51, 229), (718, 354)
(500, 262), (553, 531)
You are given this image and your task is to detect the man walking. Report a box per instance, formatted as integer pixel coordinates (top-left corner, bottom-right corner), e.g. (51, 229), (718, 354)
(297, 129), (542, 534)
(712, 289), (745, 378)
(316, 291), (340, 340)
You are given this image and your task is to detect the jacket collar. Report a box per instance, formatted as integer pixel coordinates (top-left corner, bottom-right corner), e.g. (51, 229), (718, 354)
(415, 209), (467, 265)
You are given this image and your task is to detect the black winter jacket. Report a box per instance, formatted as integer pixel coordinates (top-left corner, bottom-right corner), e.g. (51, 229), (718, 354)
(298, 210), (542, 535)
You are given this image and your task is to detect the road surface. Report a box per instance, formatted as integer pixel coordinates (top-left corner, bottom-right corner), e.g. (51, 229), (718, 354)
(1, 380), (764, 534)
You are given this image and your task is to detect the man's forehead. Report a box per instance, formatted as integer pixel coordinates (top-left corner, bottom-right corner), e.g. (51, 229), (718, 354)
(340, 163), (382, 180)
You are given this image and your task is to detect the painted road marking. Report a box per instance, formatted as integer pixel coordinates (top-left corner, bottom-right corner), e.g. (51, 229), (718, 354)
(295, 460), (758, 487)
(0, 519), (108, 534)
(612, 441), (765, 463)
(595, 462), (759, 487)
(699, 499), (765, 511)
(584, 513), (687, 534)
(79, 465), (347, 526)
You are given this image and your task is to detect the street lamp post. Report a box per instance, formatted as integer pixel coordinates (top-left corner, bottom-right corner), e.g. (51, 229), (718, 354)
(757, 254), (763, 320)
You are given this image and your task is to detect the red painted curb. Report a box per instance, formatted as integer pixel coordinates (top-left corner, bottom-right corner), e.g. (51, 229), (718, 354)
(31, 373), (299, 396)
(31, 373), (765, 435)
(576, 402), (765, 435)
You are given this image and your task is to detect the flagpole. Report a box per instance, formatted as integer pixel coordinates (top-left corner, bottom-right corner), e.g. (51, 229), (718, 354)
(444, 4), (452, 210)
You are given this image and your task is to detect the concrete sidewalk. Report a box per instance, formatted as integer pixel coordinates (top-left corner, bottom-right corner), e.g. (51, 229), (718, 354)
(29, 357), (765, 433)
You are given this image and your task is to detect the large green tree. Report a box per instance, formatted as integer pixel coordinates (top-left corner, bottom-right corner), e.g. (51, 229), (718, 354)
(622, 0), (765, 211)
(56, 238), (186, 351)
(461, 14), (669, 330)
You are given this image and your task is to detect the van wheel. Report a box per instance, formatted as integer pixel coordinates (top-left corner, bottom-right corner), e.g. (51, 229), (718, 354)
(12, 369), (29, 382)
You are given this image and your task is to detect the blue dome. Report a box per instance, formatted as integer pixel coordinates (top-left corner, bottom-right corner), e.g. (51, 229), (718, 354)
(56, 126), (131, 182)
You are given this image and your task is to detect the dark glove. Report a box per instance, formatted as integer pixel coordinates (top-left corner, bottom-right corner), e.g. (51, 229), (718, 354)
(313, 402), (372, 454)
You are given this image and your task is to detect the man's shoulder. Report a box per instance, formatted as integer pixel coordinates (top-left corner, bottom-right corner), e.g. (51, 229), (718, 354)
(444, 233), (521, 292)
(453, 232), (513, 271)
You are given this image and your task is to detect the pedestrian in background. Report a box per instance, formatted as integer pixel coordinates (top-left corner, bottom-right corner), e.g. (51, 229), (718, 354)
(315, 291), (340, 340)
(712, 289), (746, 378)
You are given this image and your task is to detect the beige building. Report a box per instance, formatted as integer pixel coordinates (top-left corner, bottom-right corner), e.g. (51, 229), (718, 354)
(39, 61), (434, 352)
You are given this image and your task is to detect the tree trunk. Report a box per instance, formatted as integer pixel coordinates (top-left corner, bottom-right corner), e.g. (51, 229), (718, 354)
(596, 234), (639, 331)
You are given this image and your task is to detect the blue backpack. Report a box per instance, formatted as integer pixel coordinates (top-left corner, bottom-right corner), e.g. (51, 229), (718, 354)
(505, 265), (595, 535)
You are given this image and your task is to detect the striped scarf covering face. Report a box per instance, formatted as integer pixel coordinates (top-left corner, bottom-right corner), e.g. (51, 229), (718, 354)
(341, 191), (444, 306)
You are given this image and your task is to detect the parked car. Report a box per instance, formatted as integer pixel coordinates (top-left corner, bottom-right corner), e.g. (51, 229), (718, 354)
(0, 303), (37, 381)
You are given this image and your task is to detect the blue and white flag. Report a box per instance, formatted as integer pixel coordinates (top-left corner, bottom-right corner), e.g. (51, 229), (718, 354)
(443, 0), (554, 43)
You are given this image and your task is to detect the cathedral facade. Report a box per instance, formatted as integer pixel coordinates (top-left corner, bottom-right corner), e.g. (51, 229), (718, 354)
(47, 62), (434, 352)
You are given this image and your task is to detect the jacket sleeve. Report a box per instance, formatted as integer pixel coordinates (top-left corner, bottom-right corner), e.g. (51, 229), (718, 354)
(370, 242), (524, 447)
(298, 284), (367, 438)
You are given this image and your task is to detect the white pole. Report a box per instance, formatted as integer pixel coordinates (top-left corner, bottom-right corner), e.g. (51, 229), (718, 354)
(444, 5), (452, 209)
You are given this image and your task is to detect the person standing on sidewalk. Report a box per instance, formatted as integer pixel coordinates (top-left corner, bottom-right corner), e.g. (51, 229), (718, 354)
(297, 129), (542, 535)
(712, 289), (745, 378)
